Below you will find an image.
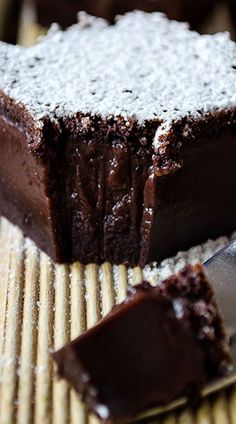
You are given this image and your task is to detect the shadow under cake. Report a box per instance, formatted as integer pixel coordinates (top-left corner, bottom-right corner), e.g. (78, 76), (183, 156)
(0, 12), (236, 265)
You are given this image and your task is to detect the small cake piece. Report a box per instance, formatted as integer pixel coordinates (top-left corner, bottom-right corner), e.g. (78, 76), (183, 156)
(1, 12), (236, 265)
(35, 0), (215, 29)
(53, 264), (232, 423)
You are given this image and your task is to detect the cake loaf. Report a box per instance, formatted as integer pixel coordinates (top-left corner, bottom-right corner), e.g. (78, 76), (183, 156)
(0, 12), (236, 265)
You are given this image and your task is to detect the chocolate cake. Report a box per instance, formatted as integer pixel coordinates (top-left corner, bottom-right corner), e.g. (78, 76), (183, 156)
(35, 0), (216, 29)
(0, 12), (236, 265)
(53, 264), (232, 423)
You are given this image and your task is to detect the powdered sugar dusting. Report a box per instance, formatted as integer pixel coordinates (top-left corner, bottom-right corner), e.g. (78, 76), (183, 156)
(0, 11), (236, 144)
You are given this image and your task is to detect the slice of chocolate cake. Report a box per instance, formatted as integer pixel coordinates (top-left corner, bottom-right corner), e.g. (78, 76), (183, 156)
(52, 264), (232, 423)
(35, 0), (216, 29)
(0, 12), (236, 265)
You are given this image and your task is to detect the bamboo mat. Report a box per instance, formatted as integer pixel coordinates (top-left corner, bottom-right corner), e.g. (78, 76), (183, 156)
(0, 216), (235, 424)
(0, 3), (235, 422)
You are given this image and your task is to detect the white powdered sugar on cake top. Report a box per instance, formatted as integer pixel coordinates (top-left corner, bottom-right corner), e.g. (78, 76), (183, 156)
(0, 11), (236, 145)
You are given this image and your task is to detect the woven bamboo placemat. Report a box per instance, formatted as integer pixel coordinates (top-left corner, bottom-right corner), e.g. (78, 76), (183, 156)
(0, 216), (235, 424)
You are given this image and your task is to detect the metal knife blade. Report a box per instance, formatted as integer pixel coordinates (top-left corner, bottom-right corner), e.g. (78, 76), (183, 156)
(203, 240), (236, 365)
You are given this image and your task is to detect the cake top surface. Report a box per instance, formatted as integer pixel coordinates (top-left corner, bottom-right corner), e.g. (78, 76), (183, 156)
(0, 11), (236, 144)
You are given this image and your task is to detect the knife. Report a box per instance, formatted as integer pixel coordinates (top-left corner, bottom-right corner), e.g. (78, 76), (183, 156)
(204, 240), (236, 355)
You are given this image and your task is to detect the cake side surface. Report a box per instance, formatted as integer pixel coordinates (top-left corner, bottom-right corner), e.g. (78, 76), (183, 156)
(146, 114), (236, 264)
